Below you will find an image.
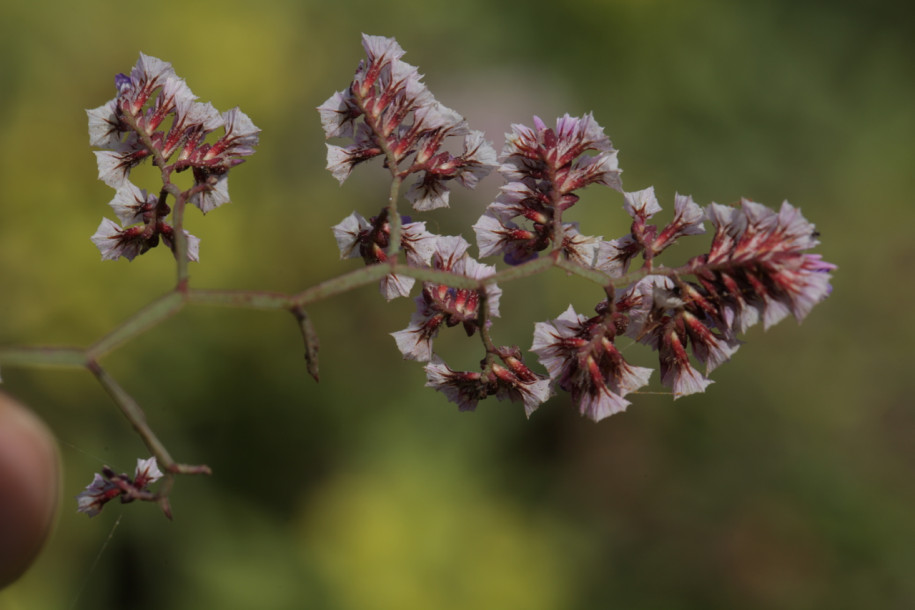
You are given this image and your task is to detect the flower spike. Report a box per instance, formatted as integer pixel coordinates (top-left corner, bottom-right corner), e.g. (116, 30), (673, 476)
(532, 305), (653, 420)
(475, 113), (620, 265)
(87, 53), (258, 261)
(318, 34), (497, 209)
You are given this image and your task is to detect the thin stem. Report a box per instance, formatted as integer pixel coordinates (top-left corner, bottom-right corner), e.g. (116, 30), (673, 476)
(389, 262), (480, 289)
(291, 262), (393, 306)
(486, 255), (556, 285)
(554, 256), (613, 286)
(0, 346), (87, 369)
(387, 175), (403, 258)
(477, 286), (498, 365)
(186, 288), (294, 310)
(87, 291), (185, 359)
(349, 81), (405, 258)
(172, 191), (189, 287)
(87, 359), (175, 468)
(291, 306), (320, 382)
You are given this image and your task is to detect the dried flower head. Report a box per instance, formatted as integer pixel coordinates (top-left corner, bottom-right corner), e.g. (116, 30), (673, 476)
(87, 53), (259, 261)
(532, 304), (653, 420)
(392, 236), (501, 361)
(319, 34), (497, 210)
(475, 114), (617, 265)
(76, 457), (164, 518)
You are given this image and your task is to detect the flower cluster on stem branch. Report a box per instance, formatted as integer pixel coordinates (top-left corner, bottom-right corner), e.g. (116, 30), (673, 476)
(76, 457), (163, 518)
(87, 53), (259, 262)
(0, 33), (835, 521)
(322, 34), (835, 421)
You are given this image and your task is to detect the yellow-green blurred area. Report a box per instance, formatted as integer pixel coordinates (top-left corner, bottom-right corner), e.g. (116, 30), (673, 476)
(1, 0), (913, 607)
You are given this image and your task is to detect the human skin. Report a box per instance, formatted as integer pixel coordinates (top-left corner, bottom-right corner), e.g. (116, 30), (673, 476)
(0, 392), (60, 589)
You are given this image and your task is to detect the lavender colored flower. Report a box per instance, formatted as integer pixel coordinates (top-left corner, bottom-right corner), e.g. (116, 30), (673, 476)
(424, 350), (551, 417)
(475, 113), (620, 265)
(650, 193), (706, 252)
(93, 147), (149, 189)
(319, 34), (496, 209)
(595, 234), (640, 278)
(90, 218), (146, 261)
(332, 211), (373, 259)
(186, 108), (260, 214)
(160, 226), (201, 263)
(107, 182), (157, 226)
(424, 356), (487, 412)
(596, 189), (706, 275)
(688, 199), (836, 333)
(559, 223), (602, 267)
(332, 210), (438, 300)
(472, 211), (539, 263)
(532, 305), (653, 420)
(404, 129), (499, 211)
(622, 276), (740, 398)
(489, 348), (553, 418)
(87, 53), (258, 261)
(76, 457), (164, 518)
(189, 173), (230, 215)
(500, 113), (621, 192)
(317, 89), (359, 139)
(622, 186), (662, 221)
(391, 236), (501, 360)
(86, 99), (122, 149)
(90, 217), (199, 262)
(76, 473), (122, 518)
(133, 457), (164, 488)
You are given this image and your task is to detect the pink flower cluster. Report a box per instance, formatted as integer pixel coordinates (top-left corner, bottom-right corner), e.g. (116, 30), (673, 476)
(319, 35), (498, 210)
(390, 235), (501, 361)
(87, 54), (259, 262)
(332, 209), (438, 300)
(474, 114), (620, 265)
(323, 35), (836, 421)
(76, 457), (163, 517)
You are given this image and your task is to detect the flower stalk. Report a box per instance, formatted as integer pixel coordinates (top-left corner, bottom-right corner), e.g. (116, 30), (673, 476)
(0, 36), (835, 519)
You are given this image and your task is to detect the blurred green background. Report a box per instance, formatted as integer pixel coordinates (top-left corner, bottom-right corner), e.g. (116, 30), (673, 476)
(1, 0), (913, 608)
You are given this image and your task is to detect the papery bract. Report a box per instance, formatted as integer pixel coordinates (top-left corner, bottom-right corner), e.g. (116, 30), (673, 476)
(76, 457), (164, 518)
(532, 305), (653, 420)
(475, 113), (620, 266)
(319, 34), (497, 208)
(87, 53), (258, 261)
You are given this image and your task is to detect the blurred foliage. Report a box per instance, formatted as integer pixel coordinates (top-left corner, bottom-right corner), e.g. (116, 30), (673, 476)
(1, 0), (914, 608)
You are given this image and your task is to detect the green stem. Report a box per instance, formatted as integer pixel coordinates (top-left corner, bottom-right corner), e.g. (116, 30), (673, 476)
(477, 286), (499, 364)
(0, 346), (87, 368)
(173, 191), (189, 287)
(387, 175), (403, 258)
(389, 263), (479, 289)
(486, 255), (556, 285)
(554, 257), (614, 286)
(291, 306), (320, 382)
(87, 291), (185, 359)
(291, 263), (392, 306)
(186, 288), (294, 309)
(87, 359), (175, 468)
